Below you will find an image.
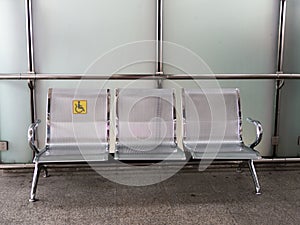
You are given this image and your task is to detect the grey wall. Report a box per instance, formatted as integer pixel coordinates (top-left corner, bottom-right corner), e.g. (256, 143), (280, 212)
(33, 0), (157, 154)
(163, 0), (278, 156)
(0, 0), (32, 163)
(278, 0), (300, 157)
(32, 0), (156, 74)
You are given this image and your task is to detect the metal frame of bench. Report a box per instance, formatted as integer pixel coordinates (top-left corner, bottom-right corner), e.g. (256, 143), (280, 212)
(114, 88), (186, 161)
(28, 88), (110, 201)
(182, 88), (263, 194)
(28, 87), (263, 201)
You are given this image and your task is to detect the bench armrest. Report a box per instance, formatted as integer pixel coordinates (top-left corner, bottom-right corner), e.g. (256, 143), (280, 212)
(246, 117), (263, 149)
(28, 119), (41, 154)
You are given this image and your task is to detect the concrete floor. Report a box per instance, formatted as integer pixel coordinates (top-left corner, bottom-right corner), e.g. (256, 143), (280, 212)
(0, 164), (300, 225)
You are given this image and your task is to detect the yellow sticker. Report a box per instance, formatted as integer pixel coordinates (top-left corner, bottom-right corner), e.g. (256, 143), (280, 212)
(73, 100), (87, 114)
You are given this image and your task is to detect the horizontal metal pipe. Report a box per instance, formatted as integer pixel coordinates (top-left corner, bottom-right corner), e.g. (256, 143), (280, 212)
(0, 158), (300, 170)
(0, 74), (22, 79)
(255, 158), (300, 163)
(1, 73), (300, 80)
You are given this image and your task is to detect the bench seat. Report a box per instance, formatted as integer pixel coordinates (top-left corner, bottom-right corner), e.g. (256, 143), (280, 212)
(115, 146), (186, 161)
(182, 88), (263, 194)
(185, 143), (261, 160)
(28, 88), (110, 201)
(115, 88), (186, 161)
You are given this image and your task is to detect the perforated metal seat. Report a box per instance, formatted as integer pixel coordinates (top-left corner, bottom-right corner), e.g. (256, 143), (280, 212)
(38, 88), (109, 162)
(28, 88), (110, 201)
(115, 88), (186, 160)
(182, 88), (262, 194)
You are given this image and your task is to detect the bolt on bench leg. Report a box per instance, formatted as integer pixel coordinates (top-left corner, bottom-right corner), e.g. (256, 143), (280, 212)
(248, 159), (261, 195)
(29, 162), (41, 202)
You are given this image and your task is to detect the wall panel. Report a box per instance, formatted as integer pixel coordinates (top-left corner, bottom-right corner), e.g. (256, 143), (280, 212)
(163, 0), (279, 156)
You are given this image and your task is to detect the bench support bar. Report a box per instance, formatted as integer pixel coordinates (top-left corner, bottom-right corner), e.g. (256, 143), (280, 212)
(29, 163), (49, 202)
(248, 159), (261, 195)
(41, 165), (49, 178)
(29, 162), (41, 202)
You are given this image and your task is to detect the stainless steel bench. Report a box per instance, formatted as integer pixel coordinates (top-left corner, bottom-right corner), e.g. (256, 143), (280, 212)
(182, 88), (262, 194)
(28, 87), (262, 201)
(114, 88), (186, 161)
(28, 88), (110, 201)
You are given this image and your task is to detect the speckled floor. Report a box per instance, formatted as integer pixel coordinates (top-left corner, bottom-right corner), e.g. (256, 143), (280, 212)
(0, 164), (300, 225)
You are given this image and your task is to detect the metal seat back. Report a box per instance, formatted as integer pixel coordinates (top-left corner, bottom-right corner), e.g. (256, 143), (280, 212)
(44, 88), (109, 158)
(116, 88), (176, 153)
(183, 88), (242, 149)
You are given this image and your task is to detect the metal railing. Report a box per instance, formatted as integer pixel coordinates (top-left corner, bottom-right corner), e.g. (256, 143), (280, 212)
(1, 73), (300, 80)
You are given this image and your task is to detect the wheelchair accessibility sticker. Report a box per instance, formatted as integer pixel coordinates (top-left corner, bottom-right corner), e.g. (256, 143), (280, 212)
(73, 100), (87, 114)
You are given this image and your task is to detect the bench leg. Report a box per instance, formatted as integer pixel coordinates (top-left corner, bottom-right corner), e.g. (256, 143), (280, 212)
(248, 159), (261, 195)
(41, 165), (49, 178)
(236, 161), (247, 173)
(29, 162), (41, 202)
